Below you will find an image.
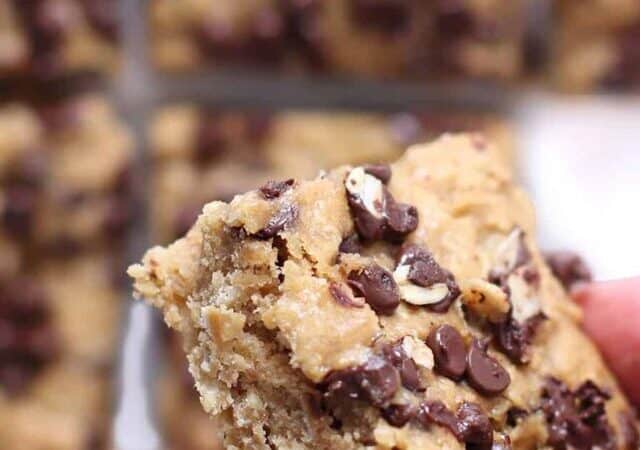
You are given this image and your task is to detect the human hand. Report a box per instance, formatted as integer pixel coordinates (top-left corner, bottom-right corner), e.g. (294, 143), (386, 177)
(573, 278), (640, 406)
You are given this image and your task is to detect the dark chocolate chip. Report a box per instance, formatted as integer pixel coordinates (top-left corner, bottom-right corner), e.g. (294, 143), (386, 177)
(506, 406), (528, 427)
(456, 401), (493, 449)
(426, 324), (467, 380)
(383, 193), (418, 244)
(254, 204), (298, 239)
(322, 355), (399, 407)
(81, 0), (119, 42)
(544, 251), (592, 292)
(2, 186), (37, 238)
(466, 338), (510, 396)
(30, 0), (73, 44)
(348, 265), (400, 315)
(540, 377), (616, 450)
(350, 0), (410, 34)
(338, 233), (361, 254)
(436, 3), (475, 37)
(250, 7), (287, 63)
(259, 179), (294, 200)
(363, 164), (391, 184)
(493, 313), (546, 365)
(382, 403), (417, 427)
(417, 400), (460, 436)
(195, 116), (227, 163)
(618, 411), (639, 450)
(346, 191), (387, 242)
(396, 244), (460, 313)
(328, 283), (364, 309)
(103, 197), (132, 238)
(382, 340), (424, 392)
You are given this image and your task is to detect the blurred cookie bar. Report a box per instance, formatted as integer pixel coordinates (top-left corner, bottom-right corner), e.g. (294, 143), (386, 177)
(149, 106), (515, 244)
(552, 0), (640, 91)
(0, 0), (120, 81)
(0, 93), (135, 255)
(149, 0), (527, 81)
(0, 253), (121, 449)
(131, 135), (639, 449)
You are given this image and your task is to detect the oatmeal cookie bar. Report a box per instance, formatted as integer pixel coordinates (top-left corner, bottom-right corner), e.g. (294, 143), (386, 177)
(0, 0), (120, 81)
(552, 0), (640, 91)
(0, 253), (121, 449)
(131, 134), (639, 449)
(149, 0), (526, 81)
(0, 93), (135, 255)
(150, 106), (514, 243)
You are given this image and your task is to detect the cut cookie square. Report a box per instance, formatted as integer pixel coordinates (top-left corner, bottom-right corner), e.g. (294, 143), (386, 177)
(131, 134), (639, 449)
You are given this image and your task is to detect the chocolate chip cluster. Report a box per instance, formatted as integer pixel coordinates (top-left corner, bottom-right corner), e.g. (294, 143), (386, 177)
(319, 338), (498, 449)
(0, 277), (59, 395)
(540, 378), (618, 450)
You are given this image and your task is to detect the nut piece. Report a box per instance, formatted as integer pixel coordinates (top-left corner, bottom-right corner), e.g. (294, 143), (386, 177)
(492, 227), (530, 279)
(401, 336), (434, 370)
(506, 271), (542, 323)
(394, 263), (451, 306)
(460, 278), (510, 323)
(345, 166), (385, 219)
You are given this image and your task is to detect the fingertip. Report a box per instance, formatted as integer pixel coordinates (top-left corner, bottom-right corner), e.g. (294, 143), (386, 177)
(573, 278), (640, 406)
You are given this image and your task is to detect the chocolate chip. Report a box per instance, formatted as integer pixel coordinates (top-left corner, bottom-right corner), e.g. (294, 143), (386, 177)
(81, 0), (119, 42)
(426, 324), (467, 380)
(417, 400), (460, 436)
(2, 186), (37, 238)
(466, 338), (510, 396)
(456, 402), (493, 449)
(506, 406), (528, 427)
(493, 314), (546, 365)
(383, 192), (418, 244)
(322, 355), (399, 407)
(350, 0), (410, 34)
(382, 340), (424, 392)
(328, 283), (364, 309)
(250, 7), (287, 63)
(196, 18), (245, 59)
(540, 377), (616, 450)
(260, 179), (294, 200)
(348, 265), (400, 315)
(436, 2), (475, 37)
(338, 233), (361, 254)
(103, 197), (132, 238)
(254, 204), (298, 239)
(382, 403), (417, 427)
(544, 251), (592, 292)
(396, 244), (460, 313)
(195, 115), (227, 163)
(29, 0), (73, 44)
(363, 164), (391, 184)
(245, 113), (273, 143)
(618, 411), (639, 450)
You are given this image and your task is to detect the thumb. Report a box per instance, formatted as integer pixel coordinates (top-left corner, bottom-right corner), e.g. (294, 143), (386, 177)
(573, 278), (640, 406)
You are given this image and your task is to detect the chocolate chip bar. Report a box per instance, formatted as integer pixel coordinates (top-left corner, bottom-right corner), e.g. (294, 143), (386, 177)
(552, 0), (640, 91)
(0, 253), (121, 449)
(0, 93), (135, 255)
(131, 134), (639, 449)
(149, 0), (527, 81)
(150, 106), (515, 243)
(0, 0), (120, 82)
